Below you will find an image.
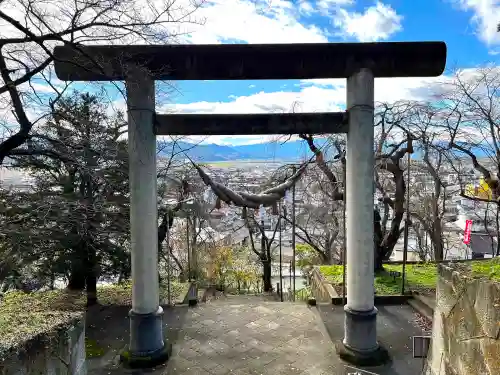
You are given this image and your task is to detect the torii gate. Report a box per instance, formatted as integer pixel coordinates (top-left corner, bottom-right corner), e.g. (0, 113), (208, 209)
(53, 42), (446, 368)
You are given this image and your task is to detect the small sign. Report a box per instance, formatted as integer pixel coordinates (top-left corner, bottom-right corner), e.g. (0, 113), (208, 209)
(413, 335), (431, 358)
(463, 219), (473, 244)
(389, 270), (402, 281)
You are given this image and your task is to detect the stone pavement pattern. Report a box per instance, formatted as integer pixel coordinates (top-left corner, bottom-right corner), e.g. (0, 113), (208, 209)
(89, 295), (431, 375)
(164, 295), (342, 374)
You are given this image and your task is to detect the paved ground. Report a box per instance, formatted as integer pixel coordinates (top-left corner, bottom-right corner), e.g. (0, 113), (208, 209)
(88, 296), (430, 375)
(318, 304), (430, 375)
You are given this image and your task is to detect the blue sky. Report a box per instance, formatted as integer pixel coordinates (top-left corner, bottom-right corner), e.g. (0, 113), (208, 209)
(152, 0), (500, 145)
(172, 0), (496, 106)
(3, 0), (500, 146)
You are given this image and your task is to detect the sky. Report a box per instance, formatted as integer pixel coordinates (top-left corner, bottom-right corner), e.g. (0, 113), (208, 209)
(158, 0), (500, 145)
(2, 0), (500, 146)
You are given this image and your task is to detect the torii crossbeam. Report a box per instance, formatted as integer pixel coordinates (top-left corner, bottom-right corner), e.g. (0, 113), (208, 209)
(53, 41), (446, 369)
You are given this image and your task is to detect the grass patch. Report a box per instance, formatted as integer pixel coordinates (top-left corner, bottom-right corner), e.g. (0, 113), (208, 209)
(97, 280), (189, 305)
(0, 280), (189, 354)
(465, 258), (500, 281)
(295, 286), (312, 301)
(204, 161), (235, 168)
(0, 289), (85, 353)
(319, 263), (438, 295)
(318, 259), (500, 296)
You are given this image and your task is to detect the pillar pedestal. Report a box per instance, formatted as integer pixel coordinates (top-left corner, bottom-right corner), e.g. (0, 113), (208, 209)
(121, 307), (172, 368)
(336, 306), (389, 366)
(188, 282), (198, 307)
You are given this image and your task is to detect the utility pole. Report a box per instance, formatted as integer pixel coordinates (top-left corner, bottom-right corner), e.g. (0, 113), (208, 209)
(291, 165), (296, 302)
(83, 97), (97, 306)
(401, 148), (411, 295)
(279, 200), (283, 302)
(167, 213), (171, 306)
(186, 216), (191, 281)
(342, 180), (347, 306)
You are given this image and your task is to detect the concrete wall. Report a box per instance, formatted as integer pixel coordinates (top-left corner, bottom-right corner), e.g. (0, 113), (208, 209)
(0, 316), (86, 375)
(426, 264), (500, 375)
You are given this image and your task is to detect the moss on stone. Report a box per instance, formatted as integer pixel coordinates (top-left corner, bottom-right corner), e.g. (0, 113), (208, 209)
(0, 280), (188, 359)
(85, 338), (106, 358)
(0, 290), (85, 356)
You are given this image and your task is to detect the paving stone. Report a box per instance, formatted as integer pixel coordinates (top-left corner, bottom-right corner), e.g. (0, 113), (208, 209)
(91, 295), (425, 375)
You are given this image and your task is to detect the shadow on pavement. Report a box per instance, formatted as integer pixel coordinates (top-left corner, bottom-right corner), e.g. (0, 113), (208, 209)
(316, 303), (429, 375)
(85, 303), (191, 374)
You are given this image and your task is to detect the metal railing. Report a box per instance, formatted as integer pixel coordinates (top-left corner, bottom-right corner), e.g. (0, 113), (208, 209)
(275, 283), (310, 302)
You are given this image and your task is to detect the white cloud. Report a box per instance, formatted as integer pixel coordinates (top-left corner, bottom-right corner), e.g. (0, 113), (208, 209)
(153, 74), (456, 145)
(333, 1), (403, 42)
(161, 76), (449, 116)
(316, 0), (354, 16)
(298, 1), (315, 15)
(179, 0), (328, 44)
(160, 87), (344, 114)
(455, 0), (500, 45)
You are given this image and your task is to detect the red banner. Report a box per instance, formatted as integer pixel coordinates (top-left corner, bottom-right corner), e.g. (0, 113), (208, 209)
(463, 220), (473, 245)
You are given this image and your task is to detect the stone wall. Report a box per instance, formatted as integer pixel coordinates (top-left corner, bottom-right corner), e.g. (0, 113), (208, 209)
(426, 264), (500, 375)
(309, 267), (338, 303)
(0, 316), (86, 375)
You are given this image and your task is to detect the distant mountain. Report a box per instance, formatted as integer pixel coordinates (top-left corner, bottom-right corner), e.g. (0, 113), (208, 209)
(159, 139), (493, 163)
(159, 139), (330, 162)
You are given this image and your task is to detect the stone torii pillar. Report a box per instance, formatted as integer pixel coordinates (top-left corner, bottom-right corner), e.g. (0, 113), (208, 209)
(123, 68), (170, 367)
(341, 67), (383, 363)
(52, 41), (446, 369)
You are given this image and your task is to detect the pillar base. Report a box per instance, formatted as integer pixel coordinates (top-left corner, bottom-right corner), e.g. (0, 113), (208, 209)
(120, 307), (171, 369)
(336, 342), (390, 367)
(187, 281), (198, 307)
(336, 306), (390, 367)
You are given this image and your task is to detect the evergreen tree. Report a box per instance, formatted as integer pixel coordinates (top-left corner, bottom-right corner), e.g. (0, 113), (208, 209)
(1, 91), (130, 305)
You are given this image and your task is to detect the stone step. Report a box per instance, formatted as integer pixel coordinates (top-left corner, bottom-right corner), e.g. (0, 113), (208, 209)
(207, 293), (290, 304)
(408, 294), (434, 323)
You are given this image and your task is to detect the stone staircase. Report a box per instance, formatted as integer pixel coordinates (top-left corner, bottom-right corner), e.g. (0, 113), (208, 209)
(200, 288), (281, 304)
(408, 292), (435, 323)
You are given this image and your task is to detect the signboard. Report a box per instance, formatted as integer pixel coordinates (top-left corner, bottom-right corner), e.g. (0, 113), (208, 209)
(413, 335), (431, 358)
(463, 219), (473, 245)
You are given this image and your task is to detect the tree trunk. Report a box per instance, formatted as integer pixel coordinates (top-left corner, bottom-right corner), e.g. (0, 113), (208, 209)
(324, 238), (334, 264)
(374, 209), (385, 271)
(262, 259), (272, 292)
(67, 255), (86, 290)
(86, 275), (97, 306)
(432, 220), (444, 261)
(496, 205), (500, 257)
(179, 270), (188, 283)
(85, 244), (98, 306)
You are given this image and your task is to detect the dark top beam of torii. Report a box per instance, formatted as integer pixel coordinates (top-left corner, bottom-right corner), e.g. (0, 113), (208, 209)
(53, 42), (447, 81)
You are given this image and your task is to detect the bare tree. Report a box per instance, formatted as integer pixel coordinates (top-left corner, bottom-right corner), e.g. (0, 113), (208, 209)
(443, 67), (500, 256)
(0, 0), (204, 164)
(281, 139), (345, 264)
(396, 103), (450, 260)
(191, 160), (308, 291)
(243, 207), (280, 292)
(298, 103), (414, 271)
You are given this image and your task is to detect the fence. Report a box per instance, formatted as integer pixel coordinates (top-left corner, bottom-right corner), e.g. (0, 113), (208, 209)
(275, 283), (310, 302)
